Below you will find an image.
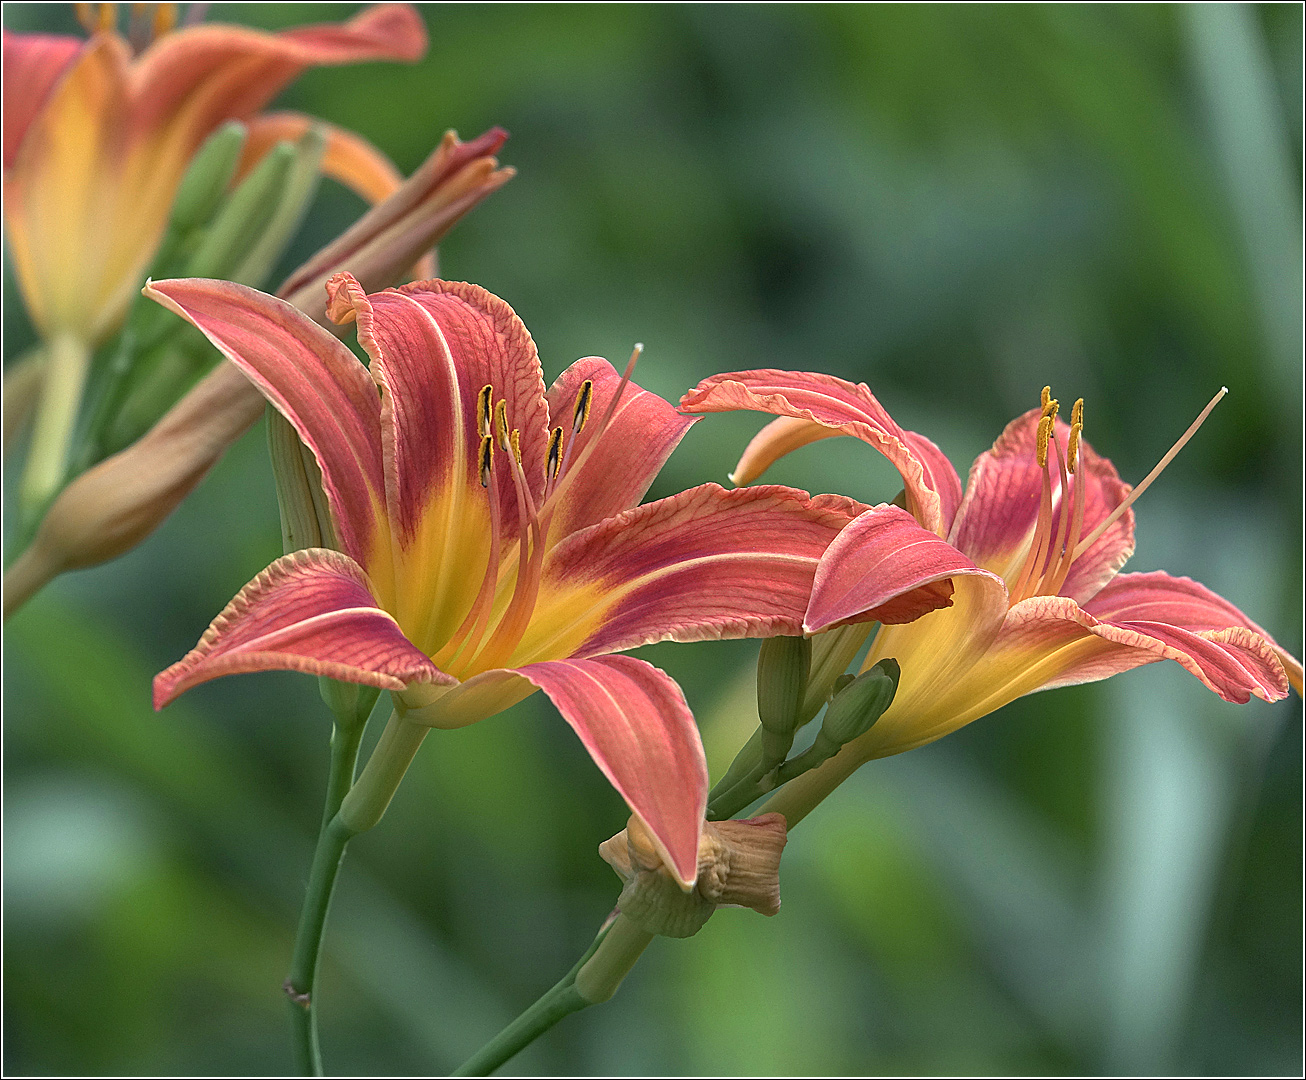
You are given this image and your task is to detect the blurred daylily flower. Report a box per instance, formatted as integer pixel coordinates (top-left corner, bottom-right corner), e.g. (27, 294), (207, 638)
(1, 127), (513, 619)
(683, 371), (1302, 771)
(143, 278), (936, 885)
(2, 2), (426, 514)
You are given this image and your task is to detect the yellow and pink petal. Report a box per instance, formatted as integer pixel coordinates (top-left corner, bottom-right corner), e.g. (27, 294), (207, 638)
(153, 548), (448, 709)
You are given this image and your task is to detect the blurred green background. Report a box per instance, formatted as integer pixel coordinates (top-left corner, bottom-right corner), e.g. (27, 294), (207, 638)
(3, 2), (1301, 1075)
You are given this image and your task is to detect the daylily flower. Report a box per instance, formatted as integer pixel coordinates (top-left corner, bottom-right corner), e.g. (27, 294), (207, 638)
(3, 2), (426, 515)
(1, 127), (512, 619)
(142, 280), (953, 884)
(682, 371), (1301, 795)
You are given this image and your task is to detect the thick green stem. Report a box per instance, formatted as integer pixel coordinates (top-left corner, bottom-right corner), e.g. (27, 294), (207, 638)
(453, 915), (653, 1076)
(19, 332), (91, 527)
(754, 742), (866, 828)
(337, 711), (428, 834)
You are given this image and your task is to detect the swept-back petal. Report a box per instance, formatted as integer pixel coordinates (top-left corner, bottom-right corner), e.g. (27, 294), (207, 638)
(948, 407), (1134, 602)
(1086, 571), (1303, 694)
(681, 370), (960, 536)
(544, 357), (697, 543)
(515, 655), (708, 888)
(239, 110), (401, 203)
(2, 30), (83, 170)
(143, 278), (387, 570)
(805, 504), (998, 633)
(514, 484), (867, 664)
(153, 549), (448, 709)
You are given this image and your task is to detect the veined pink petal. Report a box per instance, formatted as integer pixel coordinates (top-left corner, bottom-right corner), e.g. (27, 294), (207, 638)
(514, 655), (708, 888)
(515, 484), (867, 664)
(544, 357), (697, 543)
(948, 407), (1133, 602)
(1086, 571), (1303, 693)
(2, 30), (82, 170)
(805, 504), (997, 633)
(681, 369), (960, 536)
(143, 278), (386, 569)
(153, 549), (448, 709)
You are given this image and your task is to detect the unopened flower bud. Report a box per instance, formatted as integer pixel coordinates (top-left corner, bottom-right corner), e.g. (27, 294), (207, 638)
(169, 122), (247, 233)
(598, 813), (788, 938)
(319, 677), (380, 734)
(756, 635), (810, 765)
(267, 406), (336, 552)
(818, 658), (900, 749)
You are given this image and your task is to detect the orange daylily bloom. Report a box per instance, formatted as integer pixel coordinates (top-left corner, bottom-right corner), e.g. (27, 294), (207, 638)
(2, 3), (427, 346)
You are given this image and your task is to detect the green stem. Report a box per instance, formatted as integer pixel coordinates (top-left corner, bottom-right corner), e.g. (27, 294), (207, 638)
(19, 332), (91, 528)
(284, 719), (366, 1076)
(453, 915), (653, 1077)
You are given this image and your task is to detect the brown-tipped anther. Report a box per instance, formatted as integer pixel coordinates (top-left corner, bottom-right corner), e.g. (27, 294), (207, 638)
(509, 428), (522, 466)
(478, 435), (493, 488)
(546, 426), (565, 480)
(493, 399), (510, 452)
(1067, 422), (1083, 474)
(1036, 414), (1054, 468)
(598, 813), (789, 938)
(476, 384), (494, 439)
(573, 380), (594, 433)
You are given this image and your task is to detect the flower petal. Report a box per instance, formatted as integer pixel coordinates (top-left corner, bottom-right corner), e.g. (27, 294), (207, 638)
(326, 275), (548, 650)
(154, 548), (448, 709)
(239, 110), (402, 203)
(514, 655), (708, 888)
(2, 30), (83, 170)
(947, 407), (1134, 602)
(515, 484), (867, 664)
(544, 356), (697, 543)
(143, 278), (387, 571)
(805, 504), (996, 633)
(1086, 571), (1303, 694)
(681, 369), (961, 536)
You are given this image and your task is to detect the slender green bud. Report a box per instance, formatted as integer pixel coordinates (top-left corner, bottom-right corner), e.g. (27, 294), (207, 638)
(319, 678), (381, 735)
(756, 635), (810, 765)
(169, 121), (247, 233)
(818, 658), (900, 749)
(267, 406), (336, 552)
(184, 141), (296, 280)
(232, 125), (328, 288)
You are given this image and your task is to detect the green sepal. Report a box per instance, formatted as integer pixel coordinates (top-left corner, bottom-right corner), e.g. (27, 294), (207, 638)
(319, 678), (381, 736)
(267, 405), (336, 553)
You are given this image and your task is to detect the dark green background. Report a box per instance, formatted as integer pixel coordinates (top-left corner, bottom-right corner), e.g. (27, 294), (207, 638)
(4, 3), (1301, 1075)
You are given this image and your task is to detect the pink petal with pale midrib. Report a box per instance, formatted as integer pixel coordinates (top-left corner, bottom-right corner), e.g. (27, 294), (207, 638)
(153, 549), (448, 709)
(805, 504), (1001, 633)
(544, 357), (697, 544)
(680, 369), (960, 537)
(144, 279), (385, 566)
(538, 484), (866, 660)
(515, 655), (708, 888)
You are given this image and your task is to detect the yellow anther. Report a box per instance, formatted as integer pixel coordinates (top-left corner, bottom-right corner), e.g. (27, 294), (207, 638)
(98, 3), (117, 31)
(1067, 422), (1082, 474)
(573, 380), (594, 433)
(493, 399), (510, 452)
(1040, 385), (1051, 410)
(478, 435), (494, 488)
(1041, 397), (1059, 421)
(1035, 415), (1054, 468)
(1071, 397), (1083, 428)
(153, 2), (176, 35)
(509, 428), (523, 466)
(546, 426), (565, 480)
(75, 4), (99, 32)
(477, 384), (494, 438)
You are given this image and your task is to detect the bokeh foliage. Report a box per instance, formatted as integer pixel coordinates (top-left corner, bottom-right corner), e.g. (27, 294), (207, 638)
(3, 3), (1301, 1075)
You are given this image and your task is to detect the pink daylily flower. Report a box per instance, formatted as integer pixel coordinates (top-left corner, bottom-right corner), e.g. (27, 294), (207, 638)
(143, 281), (953, 884)
(683, 370), (1302, 761)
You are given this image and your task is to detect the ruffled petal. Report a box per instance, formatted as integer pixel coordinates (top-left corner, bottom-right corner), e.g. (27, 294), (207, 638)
(2, 30), (83, 170)
(514, 484), (867, 664)
(680, 369), (961, 537)
(153, 548), (448, 709)
(947, 407), (1134, 602)
(805, 504), (996, 633)
(1086, 571), (1302, 694)
(143, 278), (387, 570)
(515, 655), (708, 888)
(544, 356), (697, 543)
